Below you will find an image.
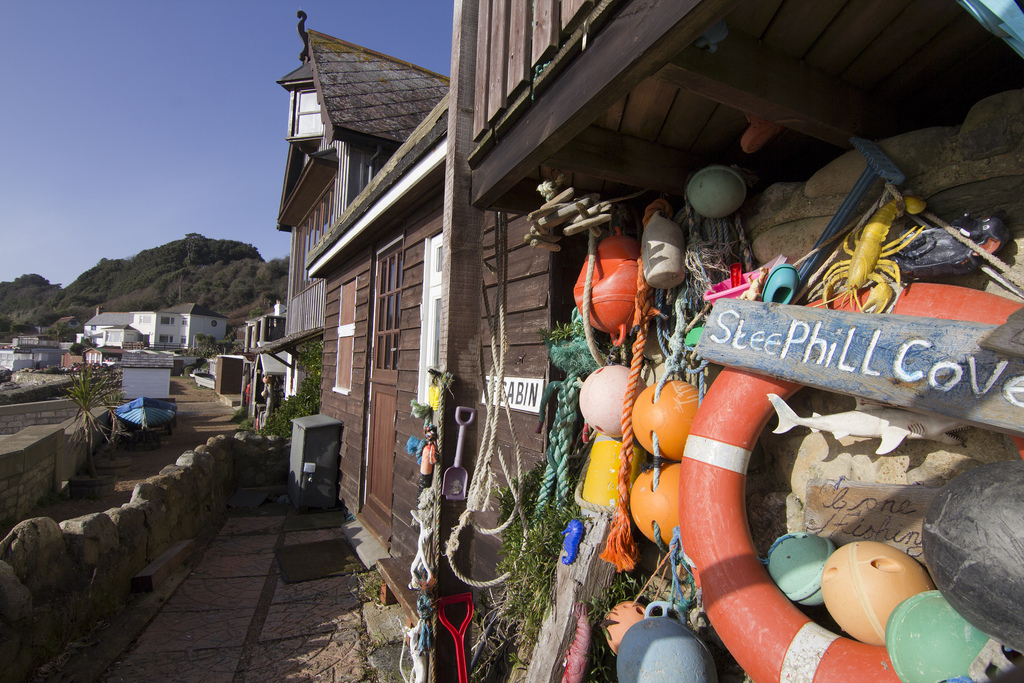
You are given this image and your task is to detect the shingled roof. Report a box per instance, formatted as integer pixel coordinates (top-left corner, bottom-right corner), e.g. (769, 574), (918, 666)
(306, 30), (449, 143)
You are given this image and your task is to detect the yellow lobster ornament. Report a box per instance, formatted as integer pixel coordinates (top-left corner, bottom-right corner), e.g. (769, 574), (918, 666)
(822, 195), (926, 312)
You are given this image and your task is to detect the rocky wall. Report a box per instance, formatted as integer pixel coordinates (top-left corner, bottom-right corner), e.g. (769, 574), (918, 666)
(0, 426), (62, 525)
(0, 431), (288, 683)
(740, 90), (1024, 548)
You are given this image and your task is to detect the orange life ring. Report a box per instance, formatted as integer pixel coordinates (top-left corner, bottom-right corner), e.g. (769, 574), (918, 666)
(679, 283), (1024, 683)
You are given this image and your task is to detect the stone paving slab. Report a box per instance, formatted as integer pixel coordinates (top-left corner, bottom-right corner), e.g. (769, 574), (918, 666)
(188, 548), (275, 579)
(162, 575), (267, 612)
(104, 647), (243, 683)
(284, 527), (347, 545)
(206, 532), (279, 554)
(271, 573), (361, 605)
(131, 607), (256, 653)
(242, 630), (367, 682)
(219, 515), (285, 535)
(260, 600), (363, 641)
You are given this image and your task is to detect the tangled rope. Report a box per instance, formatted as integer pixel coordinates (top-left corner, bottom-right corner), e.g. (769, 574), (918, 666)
(600, 257), (657, 572)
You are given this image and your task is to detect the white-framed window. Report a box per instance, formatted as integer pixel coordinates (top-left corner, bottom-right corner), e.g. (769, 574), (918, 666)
(417, 233), (444, 403)
(181, 318), (187, 327)
(138, 315), (151, 324)
(161, 316), (174, 325)
(180, 337), (187, 345)
(158, 335), (172, 343)
(333, 279), (356, 394)
(291, 89), (324, 138)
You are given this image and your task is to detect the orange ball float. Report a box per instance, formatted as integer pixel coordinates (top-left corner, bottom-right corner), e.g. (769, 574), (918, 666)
(604, 600), (646, 654)
(632, 381), (700, 461)
(629, 463), (680, 546)
(820, 541), (935, 646)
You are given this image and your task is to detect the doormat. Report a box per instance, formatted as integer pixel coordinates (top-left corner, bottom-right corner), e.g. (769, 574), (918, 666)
(275, 539), (362, 583)
(283, 510), (353, 532)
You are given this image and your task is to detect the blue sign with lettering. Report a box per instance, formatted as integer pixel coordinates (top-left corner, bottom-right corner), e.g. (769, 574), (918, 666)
(696, 300), (1024, 437)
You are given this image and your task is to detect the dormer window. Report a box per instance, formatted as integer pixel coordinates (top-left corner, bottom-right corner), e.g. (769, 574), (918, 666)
(290, 89), (324, 138)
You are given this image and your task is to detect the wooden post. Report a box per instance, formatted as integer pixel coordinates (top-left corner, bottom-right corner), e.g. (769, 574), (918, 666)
(525, 514), (615, 682)
(437, 0), (486, 678)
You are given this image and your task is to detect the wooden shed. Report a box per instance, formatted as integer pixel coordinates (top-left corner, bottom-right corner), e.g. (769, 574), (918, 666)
(120, 352), (174, 399)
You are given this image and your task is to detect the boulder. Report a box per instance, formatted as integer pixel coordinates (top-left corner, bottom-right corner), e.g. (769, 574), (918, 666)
(0, 517), (74, 594)
(0, 560), (31, 622)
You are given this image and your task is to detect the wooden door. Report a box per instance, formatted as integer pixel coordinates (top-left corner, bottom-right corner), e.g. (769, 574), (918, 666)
(362, 243), (403, 541)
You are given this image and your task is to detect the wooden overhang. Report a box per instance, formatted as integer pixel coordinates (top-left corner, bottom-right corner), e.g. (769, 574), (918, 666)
(277, 150), (338, 229)
(468, 0), (1024, 210)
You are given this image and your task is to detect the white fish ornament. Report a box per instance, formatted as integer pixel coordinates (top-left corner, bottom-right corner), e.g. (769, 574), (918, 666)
(767, 393), (967, 455)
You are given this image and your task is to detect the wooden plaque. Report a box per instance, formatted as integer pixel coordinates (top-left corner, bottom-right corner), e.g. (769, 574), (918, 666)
(803, 479), (940, 560)
(696, 299), (1024, 437)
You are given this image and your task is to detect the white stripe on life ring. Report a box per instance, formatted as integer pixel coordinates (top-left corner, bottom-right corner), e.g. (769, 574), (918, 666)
(683, 435), (751, 474)
(780, 622), (839, 682)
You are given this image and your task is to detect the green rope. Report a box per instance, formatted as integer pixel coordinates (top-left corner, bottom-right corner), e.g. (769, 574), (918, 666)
(533, 373), (580, 514)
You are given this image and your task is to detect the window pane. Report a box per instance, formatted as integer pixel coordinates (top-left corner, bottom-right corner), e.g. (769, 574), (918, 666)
(298, 90), (319, 113)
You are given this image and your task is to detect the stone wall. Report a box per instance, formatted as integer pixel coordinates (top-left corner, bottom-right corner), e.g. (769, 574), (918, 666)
(0, 432), (288, 683)
(0, 426), (62, 525)
(0, 399), (78, 436)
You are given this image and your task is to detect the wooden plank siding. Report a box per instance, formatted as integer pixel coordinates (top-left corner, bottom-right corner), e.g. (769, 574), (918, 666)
(321, 258), (373, 510)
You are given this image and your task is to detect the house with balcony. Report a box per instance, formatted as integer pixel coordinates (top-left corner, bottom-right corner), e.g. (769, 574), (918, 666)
(266, 15), (448, 407)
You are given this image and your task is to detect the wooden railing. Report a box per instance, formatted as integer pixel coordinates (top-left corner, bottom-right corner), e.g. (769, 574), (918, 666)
(287, 279), (326, 336)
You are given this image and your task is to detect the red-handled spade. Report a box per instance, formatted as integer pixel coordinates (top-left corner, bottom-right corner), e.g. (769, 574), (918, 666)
(442, 406), (475, 500)
(438, 592), (473, 683)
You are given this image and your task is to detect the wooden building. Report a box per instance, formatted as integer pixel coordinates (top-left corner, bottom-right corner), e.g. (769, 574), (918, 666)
(276, 1), (1024, 676)
(270, 17), (449, 402)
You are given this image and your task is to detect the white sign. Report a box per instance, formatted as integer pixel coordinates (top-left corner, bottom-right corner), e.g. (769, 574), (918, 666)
(481, 376), (544, 413)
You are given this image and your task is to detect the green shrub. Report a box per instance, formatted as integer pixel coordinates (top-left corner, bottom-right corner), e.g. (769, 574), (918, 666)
(259, 340), (322, 439)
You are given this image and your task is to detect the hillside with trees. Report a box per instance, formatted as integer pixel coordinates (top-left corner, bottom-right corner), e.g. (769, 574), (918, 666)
(0, 234), (289, 339)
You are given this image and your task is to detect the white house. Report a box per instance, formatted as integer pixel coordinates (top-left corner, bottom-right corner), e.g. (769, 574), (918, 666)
(81, 304), (227, 350)
(0, 337), (64, 370)
(152, 304), (227, 349)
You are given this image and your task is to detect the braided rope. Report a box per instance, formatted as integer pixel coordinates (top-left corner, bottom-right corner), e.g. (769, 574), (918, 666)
(920, 209), (1024, 290)
(533, 375), (580, 513)
(600, 258), (656, 572)
(581, 229), (606, 367)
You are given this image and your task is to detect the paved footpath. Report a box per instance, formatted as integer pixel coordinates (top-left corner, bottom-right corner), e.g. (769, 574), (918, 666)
(101, 504), (375, 683)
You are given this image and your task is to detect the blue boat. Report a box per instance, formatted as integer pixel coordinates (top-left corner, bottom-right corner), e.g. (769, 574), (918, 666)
(116, 396), (178, 429)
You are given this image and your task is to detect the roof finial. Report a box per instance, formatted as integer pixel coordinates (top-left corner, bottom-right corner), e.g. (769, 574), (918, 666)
(297, 10), (309, 63)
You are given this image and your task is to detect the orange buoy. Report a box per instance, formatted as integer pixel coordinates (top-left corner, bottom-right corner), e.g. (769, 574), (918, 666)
(630, 463), (680, 546)
(573, 233), (641, 346)
(604, 601), (646, 654)
(632, 381), (700, 461)
(820, 541), (934, 646)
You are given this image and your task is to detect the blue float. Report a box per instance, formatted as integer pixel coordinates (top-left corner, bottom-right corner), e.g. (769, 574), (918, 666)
(617, 601), (717, 683)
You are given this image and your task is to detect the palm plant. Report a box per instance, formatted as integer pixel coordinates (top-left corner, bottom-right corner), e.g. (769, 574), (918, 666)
(64, 365), (121, 478)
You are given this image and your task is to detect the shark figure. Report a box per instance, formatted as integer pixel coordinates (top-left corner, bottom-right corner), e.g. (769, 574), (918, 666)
(767, 393), (968, 455)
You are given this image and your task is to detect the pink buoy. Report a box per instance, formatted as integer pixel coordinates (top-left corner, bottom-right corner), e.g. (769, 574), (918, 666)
(579, 365), (641, 438)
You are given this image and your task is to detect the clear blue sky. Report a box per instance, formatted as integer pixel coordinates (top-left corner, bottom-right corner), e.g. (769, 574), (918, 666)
(0, 0), (453, 287)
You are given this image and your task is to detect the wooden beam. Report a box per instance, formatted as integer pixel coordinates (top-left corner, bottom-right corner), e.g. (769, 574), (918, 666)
(470, 0), (740, 208)
(656, 28), (893, 149)
(546, 125), (704, 194)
